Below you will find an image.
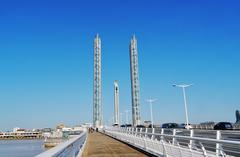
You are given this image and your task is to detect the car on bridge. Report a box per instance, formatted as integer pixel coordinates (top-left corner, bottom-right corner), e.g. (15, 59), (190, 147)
(179, 123), (193, 129)
(162, 123), (179, 129)
(214, 122), (233, 130)
(136, 125), (145, 128)
(120, 124), (132, 127)
(112, 124), (119, 127)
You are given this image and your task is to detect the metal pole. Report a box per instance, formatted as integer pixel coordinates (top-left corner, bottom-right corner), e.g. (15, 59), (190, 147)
(173, 84), (192, 129)
(146, 98), (157, 128)
(150, 101), (153, 128)
(125, 110), (129, 124)
(190, 129), (195, 150)
(182, 87), (189, 127)
(120, 113), (123, 125)
(216, 131), (222, 157)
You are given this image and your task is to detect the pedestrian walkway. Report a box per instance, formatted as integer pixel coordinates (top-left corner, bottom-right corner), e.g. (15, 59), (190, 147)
(81, 132), (148, 157)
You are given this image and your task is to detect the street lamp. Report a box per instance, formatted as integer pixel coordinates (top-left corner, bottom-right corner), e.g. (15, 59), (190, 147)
(125, 110), (130, 124)
(146, 97), (157, 128)
(120, 113), (123, 125)
(108, 116), (114, 126)
(172, 84), (193, 129)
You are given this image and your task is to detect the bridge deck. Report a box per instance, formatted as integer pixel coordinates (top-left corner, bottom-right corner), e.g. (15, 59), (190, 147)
(81, 132), (148, 157)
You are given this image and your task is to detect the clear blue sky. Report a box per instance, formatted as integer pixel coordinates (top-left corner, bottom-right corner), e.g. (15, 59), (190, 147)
(0, 0), (240, 131)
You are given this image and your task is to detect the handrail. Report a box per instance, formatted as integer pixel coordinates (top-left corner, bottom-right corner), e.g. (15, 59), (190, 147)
(36, 131), (87, 157)
(121, 129), (240, 145)
(103, 127), (240, 157)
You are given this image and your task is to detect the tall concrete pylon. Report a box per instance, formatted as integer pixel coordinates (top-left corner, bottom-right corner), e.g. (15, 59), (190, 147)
(93, 34), (102, 128)
(129, 35), (141, 126)
(114, 81), (120, 125)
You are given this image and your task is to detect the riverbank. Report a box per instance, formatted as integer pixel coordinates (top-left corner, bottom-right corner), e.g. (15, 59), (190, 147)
(0, 132), (42, 140)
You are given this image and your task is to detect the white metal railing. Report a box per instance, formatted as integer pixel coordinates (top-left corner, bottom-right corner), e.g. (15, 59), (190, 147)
(102, 127), (240, 157)
(36, 131), (87, 157)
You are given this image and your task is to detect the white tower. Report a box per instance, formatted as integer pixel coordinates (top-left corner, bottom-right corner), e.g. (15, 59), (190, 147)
(114, 81), (120, 125)
(129, 35), (141, 126)
(93, 34), (102, 128)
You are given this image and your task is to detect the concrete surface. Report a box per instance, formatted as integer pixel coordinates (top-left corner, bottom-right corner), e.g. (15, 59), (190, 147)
(81, 132), (148, 157)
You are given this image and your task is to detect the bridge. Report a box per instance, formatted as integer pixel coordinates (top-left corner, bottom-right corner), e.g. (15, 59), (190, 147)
(32, 35), (240, 157)
(36, 126), (240, 157)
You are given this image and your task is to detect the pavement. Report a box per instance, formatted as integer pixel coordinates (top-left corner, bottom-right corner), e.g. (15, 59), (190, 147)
(81, 132), (148, 157)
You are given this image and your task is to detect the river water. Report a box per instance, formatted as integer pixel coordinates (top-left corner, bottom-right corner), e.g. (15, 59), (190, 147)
(0, 139), (46, 157)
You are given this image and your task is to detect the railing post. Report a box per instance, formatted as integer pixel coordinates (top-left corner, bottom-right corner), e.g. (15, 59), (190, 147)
(172, 129), (177, 145)
(160, 128), (164, 141)
(143, 128), (148, 151)
(216, 131), (222, 157)
(135, 128), (138, 136)
(133, 128), (137, 145)
(145, 128), (148, 138)
(125, 127), (129, 141)
(189, 129), (195, 149)
(151, 128), (155, 140)
(199, 143), (207, 157)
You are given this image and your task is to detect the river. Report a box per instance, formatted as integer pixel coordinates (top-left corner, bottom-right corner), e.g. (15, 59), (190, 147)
(0, 139), (46, 157)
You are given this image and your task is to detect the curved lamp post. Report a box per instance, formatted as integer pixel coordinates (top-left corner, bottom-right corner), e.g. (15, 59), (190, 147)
(173, 84), (193, 129)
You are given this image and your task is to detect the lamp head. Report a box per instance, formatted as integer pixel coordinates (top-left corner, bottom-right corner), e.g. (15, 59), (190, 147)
(172, 84), (193, 88)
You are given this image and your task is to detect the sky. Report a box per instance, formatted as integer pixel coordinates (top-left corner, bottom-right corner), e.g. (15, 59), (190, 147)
(0, 0), (240, 131)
